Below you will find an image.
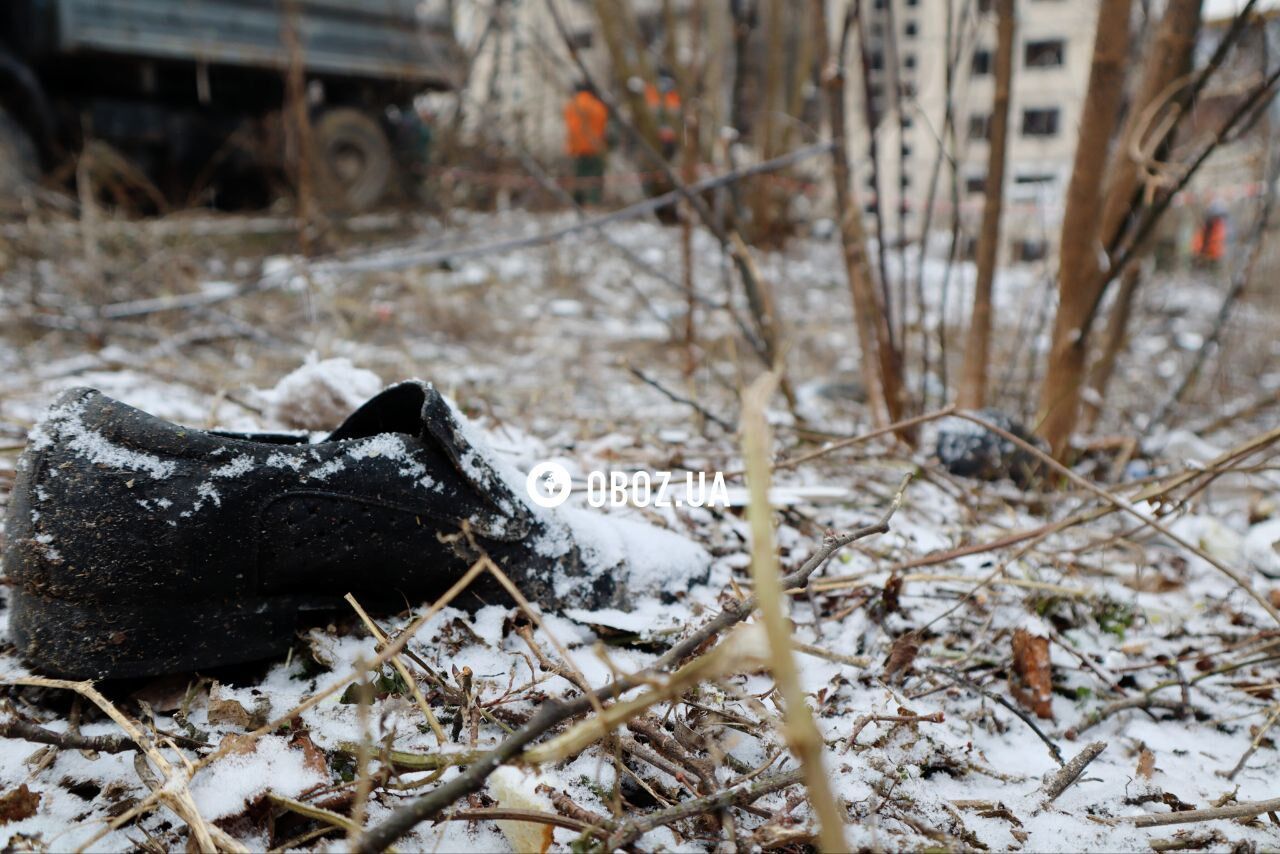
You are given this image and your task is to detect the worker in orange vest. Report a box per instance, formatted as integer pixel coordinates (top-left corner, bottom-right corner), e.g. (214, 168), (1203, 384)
(644, 74), (682, 159)
(564, 81), (609, 206)
(1191, 205), (1227, 268)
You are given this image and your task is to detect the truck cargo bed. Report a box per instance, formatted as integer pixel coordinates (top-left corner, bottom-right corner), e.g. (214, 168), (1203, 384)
(53, 0), (457, 86)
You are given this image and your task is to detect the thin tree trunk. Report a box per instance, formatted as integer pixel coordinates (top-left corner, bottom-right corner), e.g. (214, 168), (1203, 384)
(820, 0), (906, 430)
(590, 0), (661, 148)
(956, 0), (1014, 409)
(1037, 0), (1200, 455)
(855, 7), (898, 350)
(1080, 261), (1141, 431)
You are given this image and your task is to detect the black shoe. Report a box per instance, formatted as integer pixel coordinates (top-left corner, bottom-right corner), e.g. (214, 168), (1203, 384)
(3, 381), (710, 678)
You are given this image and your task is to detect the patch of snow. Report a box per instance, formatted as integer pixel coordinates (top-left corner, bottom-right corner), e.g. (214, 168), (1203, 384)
(188, 736), (326, 821)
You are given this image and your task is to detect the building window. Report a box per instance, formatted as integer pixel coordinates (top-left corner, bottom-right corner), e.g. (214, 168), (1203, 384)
(978, 0), (994, 11)
(864, 201), (879, 214)
(968, 114), (990, 140)
(904, 19), (919, 37)
(873, 0), (887, 8)
(972, 49), (992, 75)
(1013, 238), (1049, 262)
(1022, 107), (1060, 137)
(868, 51), (885, 71)
(902, 114), (914, 128)
(901, 143), (912, 157)
(870, 21), (884, 36)
(965, 174), (987, 194)
(865, 174), (877, 189)
(901, 80), (917, 98)
(1024, 39), (1065, 68)
(903, 53), (917, 70)
(900, 174), (911, 188)
(1015, 173), (1056, 186)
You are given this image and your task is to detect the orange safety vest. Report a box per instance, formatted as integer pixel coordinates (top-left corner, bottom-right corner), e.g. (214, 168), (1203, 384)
(644, 83), (682, 143)
(1191, 216), (1226, 261)
(564, 91), (608, 157)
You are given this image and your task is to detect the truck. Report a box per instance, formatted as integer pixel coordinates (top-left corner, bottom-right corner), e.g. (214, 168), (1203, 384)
(0, 0), (459, 212)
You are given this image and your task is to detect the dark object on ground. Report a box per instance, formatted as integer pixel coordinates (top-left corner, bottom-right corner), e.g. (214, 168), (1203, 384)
(935, 410), (1045, 486)
(3, 382), (709, 679)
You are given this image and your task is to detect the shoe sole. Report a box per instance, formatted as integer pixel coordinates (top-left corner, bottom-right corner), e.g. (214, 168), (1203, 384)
(7, 587), (329, 680)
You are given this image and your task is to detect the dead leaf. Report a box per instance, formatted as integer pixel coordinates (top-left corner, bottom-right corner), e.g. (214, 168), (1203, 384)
(880, 574), (904, 616)
(207, 682), (252, 730)
(1010, 628), (1054, 720)
(289, 731), (329, 776)
(218, 733), (258, 756)
(1137, 748), (1156, 779)
(883, 631), (920, 683)
(0, 784), (41, 825)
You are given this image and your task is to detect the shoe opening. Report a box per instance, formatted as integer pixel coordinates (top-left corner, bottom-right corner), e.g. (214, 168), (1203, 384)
(325, 382), (428, 441)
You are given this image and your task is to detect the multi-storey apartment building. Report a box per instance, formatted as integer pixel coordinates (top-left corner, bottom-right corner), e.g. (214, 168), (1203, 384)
(851, 0), (1097, 263)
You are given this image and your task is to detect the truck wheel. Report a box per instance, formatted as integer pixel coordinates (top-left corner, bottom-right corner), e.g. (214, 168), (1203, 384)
(314, 108), (392, 213)
(0, 107), (39, 199)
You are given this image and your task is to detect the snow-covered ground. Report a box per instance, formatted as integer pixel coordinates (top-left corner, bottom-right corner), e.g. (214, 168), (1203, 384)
(1, 210), (1279, 851)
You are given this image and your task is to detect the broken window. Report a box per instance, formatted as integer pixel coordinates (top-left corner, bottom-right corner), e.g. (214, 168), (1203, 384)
(968, 113), (990, 140)
(1024, 39), (1065, 68)
(1022, 107), (1060, 137)
(972, 49), (992, 75)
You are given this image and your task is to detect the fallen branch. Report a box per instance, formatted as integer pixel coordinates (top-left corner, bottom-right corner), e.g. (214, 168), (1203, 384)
(1127, 796), (1280, 828)
(628, 365), (735, 432)
(0, 714), (136, 754)
(603, 767), (804, 850)
(847, 711), (945, 747)
(1039, 741), (1107, 807)
(933, 667), (1064, 766)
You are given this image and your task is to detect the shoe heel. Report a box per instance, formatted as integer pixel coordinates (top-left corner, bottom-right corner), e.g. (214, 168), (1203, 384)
(8, 588), (315, 679)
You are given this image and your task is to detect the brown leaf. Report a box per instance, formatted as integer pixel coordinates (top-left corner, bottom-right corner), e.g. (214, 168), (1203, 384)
(289, 731), (329, 776)
(882, 631), (920, 683)
(880, 574), (904, 616)
(207, 682), (252, 730)
(1137, 748), (1156, 779)
(218, 733), (258, 756)
(0, 784), (41, 825)
(1010, 628), (1054, 720)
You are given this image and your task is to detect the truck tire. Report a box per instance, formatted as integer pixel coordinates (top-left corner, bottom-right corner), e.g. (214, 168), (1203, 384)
(0, 106), (39, 199)
(314, 108), (392, 213)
